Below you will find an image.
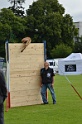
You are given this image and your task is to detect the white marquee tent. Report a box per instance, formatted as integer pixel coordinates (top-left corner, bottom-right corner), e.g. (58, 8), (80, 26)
(58, 53), (82, 75)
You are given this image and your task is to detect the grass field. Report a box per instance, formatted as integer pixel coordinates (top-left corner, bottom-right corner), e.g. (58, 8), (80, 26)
(4, 75), (82, 124)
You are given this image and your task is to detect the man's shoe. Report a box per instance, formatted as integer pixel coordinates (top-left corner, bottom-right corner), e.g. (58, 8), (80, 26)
(44, 102), (48, 104)
(53, 102), (56, 104)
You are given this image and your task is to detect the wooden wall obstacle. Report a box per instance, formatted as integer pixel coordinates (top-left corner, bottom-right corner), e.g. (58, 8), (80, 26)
(6, 43), (44, 108)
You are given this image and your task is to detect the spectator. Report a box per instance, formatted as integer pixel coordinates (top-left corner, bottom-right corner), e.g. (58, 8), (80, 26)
(0, 70), (7, 124)
(40, 62), (56, 104)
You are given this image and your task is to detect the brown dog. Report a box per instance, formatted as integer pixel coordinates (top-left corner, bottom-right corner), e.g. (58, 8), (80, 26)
(21, 37), (31, 52)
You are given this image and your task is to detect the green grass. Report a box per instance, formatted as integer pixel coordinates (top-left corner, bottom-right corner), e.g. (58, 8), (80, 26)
(4, 75), (82, 124)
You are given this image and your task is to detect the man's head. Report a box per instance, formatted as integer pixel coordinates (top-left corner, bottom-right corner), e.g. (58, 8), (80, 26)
(44, 62), (49, 69)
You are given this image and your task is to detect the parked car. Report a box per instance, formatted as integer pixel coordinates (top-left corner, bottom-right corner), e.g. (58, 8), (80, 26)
(46, 59), (58, 74)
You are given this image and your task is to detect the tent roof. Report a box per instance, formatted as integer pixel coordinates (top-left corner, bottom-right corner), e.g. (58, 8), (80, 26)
(64, 53), (82, 60)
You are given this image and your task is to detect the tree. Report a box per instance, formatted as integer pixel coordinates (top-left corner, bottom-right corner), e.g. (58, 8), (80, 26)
(73, 36), (82, 53)
(0, 22), (11, 57)
(25, 0), (76, 58)
(51, 43), (72, 58)
(0, 8), (26, 57)
(8, 0), (25, 16)
(61, 14), (76, 48)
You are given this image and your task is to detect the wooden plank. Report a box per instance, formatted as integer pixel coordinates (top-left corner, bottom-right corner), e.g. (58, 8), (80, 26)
(9, 64), (43, 71)
(9, 61), (44, 71)
(11, 97), (42, 103)
(10, 78), (41, 91)
(10, 70), (40, 78)
(10, 77), (40, 86)
(11, 94), (41, 102)
(10, 57), (44, 64)
(10, 89), (41, 98)
(9, 43), (44, 49)
(11, 99), (42, 107)
(9, 52), (44, 59)
(10, 55), (43, 66)
(9, 43), (44, 56)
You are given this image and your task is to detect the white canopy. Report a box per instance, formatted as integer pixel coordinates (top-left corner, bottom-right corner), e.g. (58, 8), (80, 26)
(64, 53), (82, 60)
(58, 53), (82, 75)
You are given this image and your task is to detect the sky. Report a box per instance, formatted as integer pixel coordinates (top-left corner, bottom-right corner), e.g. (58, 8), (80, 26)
(0, 0), (82, 22)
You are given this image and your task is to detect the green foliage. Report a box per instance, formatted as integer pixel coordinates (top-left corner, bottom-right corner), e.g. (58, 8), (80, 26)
(0, 23), (10, 41)
(25, 0), (76, 58)
(0, 8), (26, 39)
(0, 22), (11, 57)
(0, 8), (26, 57)
(26, 0), (64, 44)
(61, 14), (76, 47)
(8, 0), (25, 16)
(4, 75), (82, 124)
(51, 43), (72, 58)
(73, 37), (82, 53)
(0, 0), (78, 58)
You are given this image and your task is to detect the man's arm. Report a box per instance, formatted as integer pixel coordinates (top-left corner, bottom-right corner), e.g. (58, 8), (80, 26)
(40, 68), (43, 87)
(51, 76), (54, 87)
(51, 69), (55, 87)
(40, 77), (43, 87)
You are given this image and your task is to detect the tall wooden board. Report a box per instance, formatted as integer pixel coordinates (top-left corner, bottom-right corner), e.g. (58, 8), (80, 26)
(9, 43), (44, 107)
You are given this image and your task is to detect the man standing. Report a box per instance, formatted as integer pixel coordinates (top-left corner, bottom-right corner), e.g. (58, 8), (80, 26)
(0, 70), (7, 124)
(40, 62), (56, 104)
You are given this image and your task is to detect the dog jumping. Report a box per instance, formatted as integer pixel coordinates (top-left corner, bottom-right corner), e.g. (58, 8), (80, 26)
(21, 37), (31, 52)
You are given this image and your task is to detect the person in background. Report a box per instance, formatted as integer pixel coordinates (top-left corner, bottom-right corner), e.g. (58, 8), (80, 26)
(0, 70), (7, 124)
(40, 62), (56, 104)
